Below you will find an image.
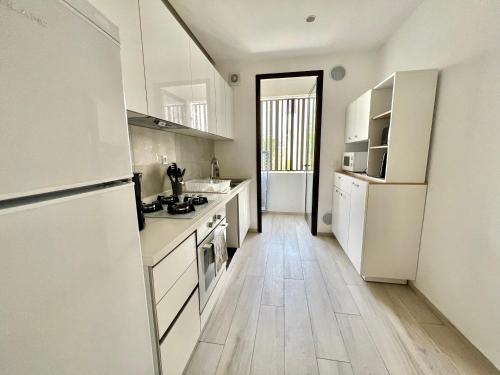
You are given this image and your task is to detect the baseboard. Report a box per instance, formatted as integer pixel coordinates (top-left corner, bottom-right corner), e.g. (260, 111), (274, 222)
(363, 276), (407, 285)
(264, 211), (303, 215)
(317, 231), (334, 237)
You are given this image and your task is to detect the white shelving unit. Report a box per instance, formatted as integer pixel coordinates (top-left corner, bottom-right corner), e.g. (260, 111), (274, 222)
(364, 70), (438, 183)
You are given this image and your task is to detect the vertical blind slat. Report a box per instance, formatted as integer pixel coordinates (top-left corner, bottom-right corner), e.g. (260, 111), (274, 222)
(261, 96), (315, 171)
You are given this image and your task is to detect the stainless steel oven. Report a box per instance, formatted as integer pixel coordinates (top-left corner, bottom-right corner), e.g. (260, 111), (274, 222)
(197, 217), (228, 313)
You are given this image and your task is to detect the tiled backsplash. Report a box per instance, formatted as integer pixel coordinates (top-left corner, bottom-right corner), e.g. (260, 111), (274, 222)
(128, 126), (214, 197)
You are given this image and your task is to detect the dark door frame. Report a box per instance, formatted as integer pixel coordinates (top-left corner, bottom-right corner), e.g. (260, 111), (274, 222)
(255, 70), (324, 235)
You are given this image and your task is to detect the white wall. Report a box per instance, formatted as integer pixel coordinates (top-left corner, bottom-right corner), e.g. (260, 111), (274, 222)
(377, 0), (500, 367)
(214, 51), (378, 232)
(265, 172), (307, 213)
(261, 76), (316, 98)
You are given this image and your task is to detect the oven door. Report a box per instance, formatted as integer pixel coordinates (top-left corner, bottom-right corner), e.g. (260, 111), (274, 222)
(197, 220), (228, 313)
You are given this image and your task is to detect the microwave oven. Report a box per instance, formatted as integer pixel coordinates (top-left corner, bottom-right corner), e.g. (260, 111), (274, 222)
(342, 152), (367, 172)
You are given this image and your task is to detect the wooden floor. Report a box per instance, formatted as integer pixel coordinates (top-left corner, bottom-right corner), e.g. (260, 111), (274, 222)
(185, 213), (499, 375)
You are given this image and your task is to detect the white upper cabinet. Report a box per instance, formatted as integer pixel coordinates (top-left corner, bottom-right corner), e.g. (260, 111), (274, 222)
(224, 82), (234, 139)
(215, 71), (226, 136)
(88, 0), (148, 115)
(345, 90), (371, 143)
(189, 41), (217, 134)
(139, 0), (192, 127)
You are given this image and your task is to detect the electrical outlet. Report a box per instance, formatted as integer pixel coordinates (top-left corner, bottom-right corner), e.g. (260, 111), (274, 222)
(161, 155), (169, 165)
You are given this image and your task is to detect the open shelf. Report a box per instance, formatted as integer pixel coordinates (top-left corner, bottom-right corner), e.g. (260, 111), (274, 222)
(374, 73), (394, 90)
(372, 110), (391, 120)
(369, 145), (388, 149)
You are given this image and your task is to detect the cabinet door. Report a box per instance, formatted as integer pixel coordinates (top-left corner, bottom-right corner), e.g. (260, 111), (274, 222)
(89, 0), (148, 115)
(332, 187), (340, 236)
(345, 101), (357, 143)
(238, 184), (250, 243)
(338, 190), (350, 251)
(215, 71), (226, 136)
(347, 180), (368, 273)
(140, 0), (192, 126)
(189, 41), (216, 134)
(224, 82), (234, 139)
(159, 290), (200, 375)
(355, 90), (371, 142)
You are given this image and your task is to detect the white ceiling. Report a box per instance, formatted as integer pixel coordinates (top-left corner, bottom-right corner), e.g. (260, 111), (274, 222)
(169, 0), (422, 63)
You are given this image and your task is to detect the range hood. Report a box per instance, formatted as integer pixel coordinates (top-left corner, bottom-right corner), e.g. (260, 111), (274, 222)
(126, 110), (229, 141)
(126, 110), (186, 131)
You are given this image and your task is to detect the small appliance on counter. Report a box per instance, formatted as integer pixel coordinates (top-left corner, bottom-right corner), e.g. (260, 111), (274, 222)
(342, 151), (368, 172)
(210, 156), (220, 179)
(132, 172), (145, 231)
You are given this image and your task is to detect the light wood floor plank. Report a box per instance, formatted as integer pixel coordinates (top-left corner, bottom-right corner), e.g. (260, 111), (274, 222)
(284, 279), (319, 375)
(201, 256), (249, 344)
(336, 313), (388, 375)
(283, 222), (304, 279)
(313, 238), (360, 315)
(302, 261), (349, 362)
(246, 241), (269, 277)
(250, 305), (285, 375)
(422, 323), (500, 375)
(348, 284), (421, 374)
(187, 214), (499, 375)
(185, 342), (224, 375)
(384, 284), (442, 325)
(368, 284), (459, 375)
(262, 243), (284, 306)
(216, 275), (264, 375)
(324, 237), (364, 286)
(317, 359), (354, 375)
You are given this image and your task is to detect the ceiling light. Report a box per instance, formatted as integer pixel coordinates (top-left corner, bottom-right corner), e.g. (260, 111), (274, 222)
(306, 15), (316, 23)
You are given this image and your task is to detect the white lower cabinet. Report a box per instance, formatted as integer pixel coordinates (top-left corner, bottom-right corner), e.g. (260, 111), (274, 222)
(226, 183), (251, 248)
(331, 186), (350, 251)
(159, 291), (200, 375)
(332, 172), (426, 282)
(144, 233), (200, 375)
(347, 180), (368, 273)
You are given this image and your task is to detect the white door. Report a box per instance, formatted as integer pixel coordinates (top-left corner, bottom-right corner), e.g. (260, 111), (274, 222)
(0, 184), (154, 374)
(224, 82), (234, 139)
(347, 180), (368, 273)
(189, 41), (216, 134)
(215, 72), (226, 136)
(338, 189), (351, 251)
(89, 0), (148, 115)
(345, 100), (357, 143)
(355, 90), (371, 142)
(140, 0), (192, 126)
(0, 0), (132, 200)
(332, 187), (340, 236)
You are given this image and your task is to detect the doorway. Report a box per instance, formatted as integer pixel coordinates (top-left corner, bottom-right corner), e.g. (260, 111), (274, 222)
(256, 71), (323, 235)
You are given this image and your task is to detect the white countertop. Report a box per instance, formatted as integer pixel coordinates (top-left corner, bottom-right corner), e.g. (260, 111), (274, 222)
(140, 179), (251, 267)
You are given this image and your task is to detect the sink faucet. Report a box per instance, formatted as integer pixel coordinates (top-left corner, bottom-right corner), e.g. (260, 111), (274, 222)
(210, 156), (220, 180)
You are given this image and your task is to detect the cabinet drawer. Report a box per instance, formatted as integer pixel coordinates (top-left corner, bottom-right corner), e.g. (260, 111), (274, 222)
(160, 290), (200, 375)
(197, 206), (226, 245)
(152, 233), (196, 303)
(156, 260), (198, 338)
(334, 172), (352, 194)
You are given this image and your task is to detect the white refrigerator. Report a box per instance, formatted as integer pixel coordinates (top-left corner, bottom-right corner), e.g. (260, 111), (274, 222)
(0, 1), (155, 374)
